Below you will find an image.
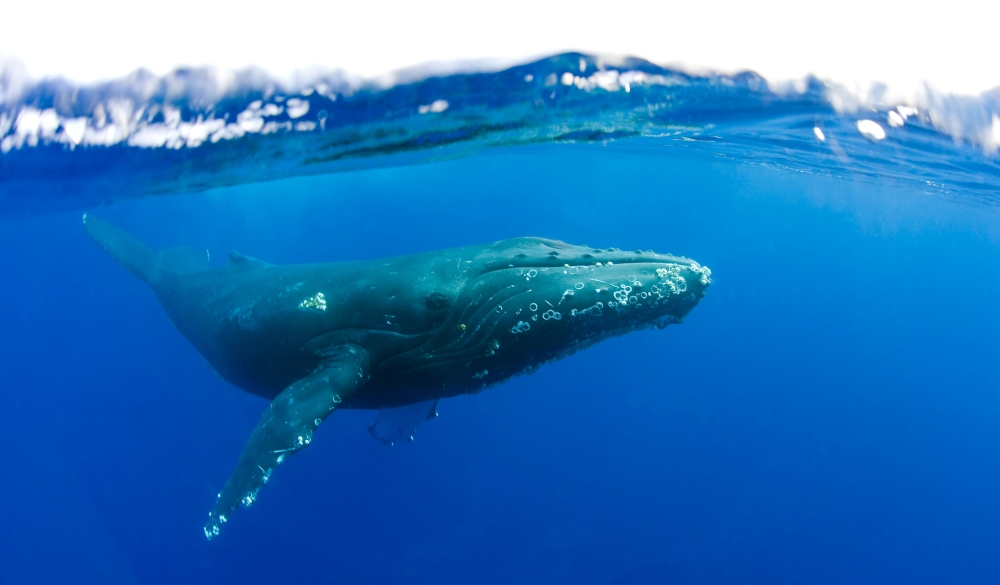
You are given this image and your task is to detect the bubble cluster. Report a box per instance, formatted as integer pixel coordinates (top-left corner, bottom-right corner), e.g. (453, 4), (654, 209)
(511, 320), (531, 334)
(542, 309), (562, 321)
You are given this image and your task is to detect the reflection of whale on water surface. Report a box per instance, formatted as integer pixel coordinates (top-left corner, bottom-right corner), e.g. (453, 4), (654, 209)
(82, 214), (712, 539)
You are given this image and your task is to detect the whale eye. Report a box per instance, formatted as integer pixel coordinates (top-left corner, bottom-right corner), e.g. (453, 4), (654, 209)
(424, 292), (450, 310)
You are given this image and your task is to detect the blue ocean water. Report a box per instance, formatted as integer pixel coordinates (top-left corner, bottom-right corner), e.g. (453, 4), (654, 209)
(2, 54), (1000, 583)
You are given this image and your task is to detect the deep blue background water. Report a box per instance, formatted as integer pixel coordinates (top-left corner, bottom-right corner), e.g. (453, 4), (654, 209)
(2, 144), (1000, 583)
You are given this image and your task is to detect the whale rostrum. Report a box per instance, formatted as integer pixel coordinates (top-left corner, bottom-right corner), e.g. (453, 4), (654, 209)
(82, 214), (712, 539)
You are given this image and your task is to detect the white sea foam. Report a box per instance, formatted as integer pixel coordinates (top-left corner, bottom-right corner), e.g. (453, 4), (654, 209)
(1, 45), (997, 211)
(2, 49), (997, 154)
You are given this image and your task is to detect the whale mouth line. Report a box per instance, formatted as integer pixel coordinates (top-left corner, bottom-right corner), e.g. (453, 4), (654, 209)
(469, 259), (699, 284)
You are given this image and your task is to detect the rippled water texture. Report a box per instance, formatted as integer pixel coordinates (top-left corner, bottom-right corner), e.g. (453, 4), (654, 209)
(2, 53), (999, 215)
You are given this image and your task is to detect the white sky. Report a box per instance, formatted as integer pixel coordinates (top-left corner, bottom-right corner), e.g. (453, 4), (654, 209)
(1, 0), (997, 96)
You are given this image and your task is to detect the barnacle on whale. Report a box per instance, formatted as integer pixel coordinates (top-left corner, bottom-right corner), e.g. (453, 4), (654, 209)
(299, 292), (327, 311)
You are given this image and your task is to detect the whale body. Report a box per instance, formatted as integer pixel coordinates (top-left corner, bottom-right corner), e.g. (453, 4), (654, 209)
(83, 215), (712, 539)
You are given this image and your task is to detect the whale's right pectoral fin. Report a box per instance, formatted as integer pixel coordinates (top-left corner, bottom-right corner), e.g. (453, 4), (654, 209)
(204, 344), (370, 540)
(368, 399), (439, 446)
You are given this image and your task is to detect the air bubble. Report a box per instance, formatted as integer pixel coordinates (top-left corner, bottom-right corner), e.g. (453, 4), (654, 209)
(529, 303), (538, 311)
(532, 314), (538, 321)
(574, 282), (584, 290)
(527, 269), (537, 278)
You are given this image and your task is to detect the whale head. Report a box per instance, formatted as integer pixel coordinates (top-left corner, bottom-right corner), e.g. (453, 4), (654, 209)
(406, 237), (712, 389)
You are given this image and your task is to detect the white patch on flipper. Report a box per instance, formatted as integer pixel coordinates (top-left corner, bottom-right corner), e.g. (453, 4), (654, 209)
(368, 399), (439, 446)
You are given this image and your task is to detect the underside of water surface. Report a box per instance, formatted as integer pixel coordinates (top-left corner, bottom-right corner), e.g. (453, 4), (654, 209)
(2, 52), (999, 216)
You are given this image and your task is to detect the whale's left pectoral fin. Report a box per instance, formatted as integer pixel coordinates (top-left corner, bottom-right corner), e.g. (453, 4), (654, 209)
(204, 344), (370, 540)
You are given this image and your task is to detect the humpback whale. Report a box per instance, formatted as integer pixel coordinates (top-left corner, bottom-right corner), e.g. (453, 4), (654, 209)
(83, 215), (712, 539)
